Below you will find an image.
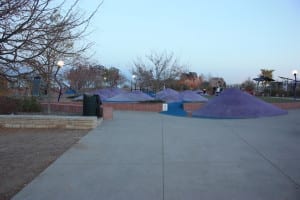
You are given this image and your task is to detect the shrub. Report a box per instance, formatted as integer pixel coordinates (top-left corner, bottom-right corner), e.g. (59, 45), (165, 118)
(241, 78), (255, 92)
(20, 97), (42, 112)
(0, 96), (41, 114)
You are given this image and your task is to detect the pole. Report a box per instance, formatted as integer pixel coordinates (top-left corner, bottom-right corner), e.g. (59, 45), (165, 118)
(294, 73), (297, 100)
(54, 67), (61, 102)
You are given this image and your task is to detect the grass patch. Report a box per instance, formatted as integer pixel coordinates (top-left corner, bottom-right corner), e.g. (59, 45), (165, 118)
(258, 96), (296, 103)
(200, 95), (296, 103)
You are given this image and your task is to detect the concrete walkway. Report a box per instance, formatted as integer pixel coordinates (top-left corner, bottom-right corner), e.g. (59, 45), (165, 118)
(13, 110), (300, 200)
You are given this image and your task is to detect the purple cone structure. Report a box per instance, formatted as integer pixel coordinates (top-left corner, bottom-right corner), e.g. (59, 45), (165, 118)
(179, 90), (208, 102)
(105, 90), (154, 102)
(192, 88), (288, 118)
(156, 89), (208, 102)
(93, 88), (126, 100)
(156, 88), (181, 102)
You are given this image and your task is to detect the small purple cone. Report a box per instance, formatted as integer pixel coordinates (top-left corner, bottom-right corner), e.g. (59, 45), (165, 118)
(179, 90), (208, 102)
(192, 88), (288, 118)
(105, 90), (154, 102)
(156, 88), (181, 103)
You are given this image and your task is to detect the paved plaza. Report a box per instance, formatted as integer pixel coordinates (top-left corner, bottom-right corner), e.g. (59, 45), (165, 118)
(13, 110), (300, 200)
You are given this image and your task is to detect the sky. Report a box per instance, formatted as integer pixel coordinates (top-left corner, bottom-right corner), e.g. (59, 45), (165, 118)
(65, 0), (300, 84)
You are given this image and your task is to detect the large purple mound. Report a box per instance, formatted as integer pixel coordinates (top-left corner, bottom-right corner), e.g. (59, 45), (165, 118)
(105, 90), (154, 102)
(192, 88), (288, 118)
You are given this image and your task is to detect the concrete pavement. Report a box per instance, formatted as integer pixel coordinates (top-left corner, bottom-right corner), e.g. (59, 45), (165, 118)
(13, 110), (300, 200)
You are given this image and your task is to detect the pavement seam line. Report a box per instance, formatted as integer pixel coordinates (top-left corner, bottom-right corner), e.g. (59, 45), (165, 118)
(227, 123), (300, 189)
(161, 115), (165, 200)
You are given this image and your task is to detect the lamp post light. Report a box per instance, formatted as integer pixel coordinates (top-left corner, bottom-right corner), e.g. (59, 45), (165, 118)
(103, 77), (107, 88)
(131, 74), (136, 91)
(292, 70), (298, 100)
(55, 60), (64, 102)
(57, 60), (64, 68)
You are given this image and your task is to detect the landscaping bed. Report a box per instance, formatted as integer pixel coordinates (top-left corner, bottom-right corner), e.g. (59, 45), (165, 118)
(0, 128), (89, 200)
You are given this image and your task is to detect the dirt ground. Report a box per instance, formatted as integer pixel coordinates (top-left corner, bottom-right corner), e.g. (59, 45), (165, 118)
(0, 128), (89, 200)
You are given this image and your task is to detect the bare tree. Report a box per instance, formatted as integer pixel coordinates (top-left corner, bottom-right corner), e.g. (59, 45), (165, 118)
(259, 69), (275, 86)
(65, 59), (127, 91)
(241, 78), (256, 92)
(0, 0), (102, 82)
(132, 59), (154, 91)
(65, 57), (105, 92)
(260, 69), (274, 80)
(133, 51), (185, 91)
(103, 67), (126, 88)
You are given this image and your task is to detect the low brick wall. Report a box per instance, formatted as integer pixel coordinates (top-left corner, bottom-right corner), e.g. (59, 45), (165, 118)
(183, 102), (205, 112)
(0, 115), (100, 129)
(40, 102), (82, 115)
(183, 102), (300, 113)
(40, 102), (163, 117)
(103, 102), (163, 112)
(273, 102), (300, 110)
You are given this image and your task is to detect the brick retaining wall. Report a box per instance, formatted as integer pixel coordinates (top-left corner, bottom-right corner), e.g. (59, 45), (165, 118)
(40, 102), (163, 114)
(183, 103), (205, 112)
(273, 102), (300, 110)
(183, 102), (300, 112)
(103, 102), (163, 112)
(41, 102), (82, 114)
(0, 115), (100, 129)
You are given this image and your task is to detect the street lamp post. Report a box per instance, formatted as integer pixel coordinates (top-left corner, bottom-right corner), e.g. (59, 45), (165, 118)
(55, 60), (64, 102)
(131, 74), (136, 91)
(103, 77), (107, 88)
(292, 70), (298, 100)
